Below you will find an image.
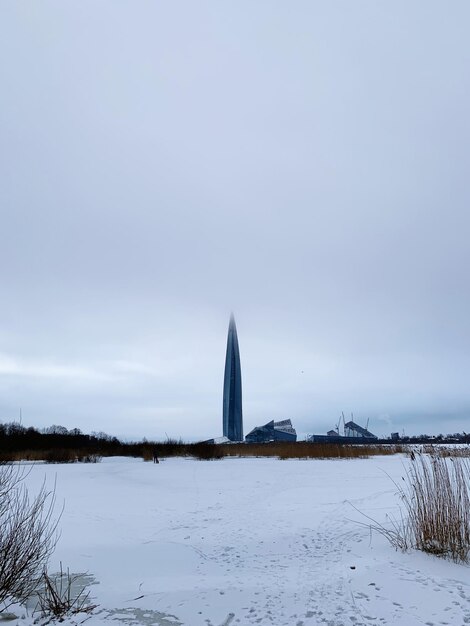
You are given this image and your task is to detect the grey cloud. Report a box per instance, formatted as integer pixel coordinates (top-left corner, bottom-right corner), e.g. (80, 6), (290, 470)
(1, 1), (469, 439)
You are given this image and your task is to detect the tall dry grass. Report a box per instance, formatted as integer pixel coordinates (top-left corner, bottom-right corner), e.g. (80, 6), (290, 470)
(419, 444), (470, 458)
(0, 439), (409, 463)
(404, 453), (470, 561)
(219, 441), (404, 460)
(366, 453), (470, 562)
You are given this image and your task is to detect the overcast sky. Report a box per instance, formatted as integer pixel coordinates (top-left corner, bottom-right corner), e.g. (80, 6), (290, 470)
(1, 2), (469, 441)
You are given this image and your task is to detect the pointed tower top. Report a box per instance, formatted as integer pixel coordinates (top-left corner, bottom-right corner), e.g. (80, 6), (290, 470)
(223, 312), (243, 441)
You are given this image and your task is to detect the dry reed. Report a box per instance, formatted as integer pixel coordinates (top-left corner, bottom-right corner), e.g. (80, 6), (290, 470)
(364, 453), (470, 562)
(219, 441), (404, 460)
(404, 453), (470, 561)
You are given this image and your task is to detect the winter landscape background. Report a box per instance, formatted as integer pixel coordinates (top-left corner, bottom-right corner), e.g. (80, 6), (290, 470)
(2, 3), (470, 624)
(7, 452), (470, 626)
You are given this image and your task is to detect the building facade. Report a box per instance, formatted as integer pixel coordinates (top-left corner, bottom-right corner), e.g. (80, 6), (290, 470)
(222, 314), (243, 441)
(308, 420), (377, 443)
(343, 421), (377, 439)
(245, 419), (297, 443)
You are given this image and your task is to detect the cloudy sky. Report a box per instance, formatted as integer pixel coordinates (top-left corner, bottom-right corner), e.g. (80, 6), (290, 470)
(1, 1), (469, 441)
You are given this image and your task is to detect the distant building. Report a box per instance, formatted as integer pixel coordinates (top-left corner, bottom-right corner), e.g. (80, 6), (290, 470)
(201, 436), (232, 445)
(223, 314), (243, 441)
(343, 421), (377, 439)
(308, 419), (377, 443)
(390, 432), (400, 441)
(245, 419), (297, 443)
(308, 433), (344, 443)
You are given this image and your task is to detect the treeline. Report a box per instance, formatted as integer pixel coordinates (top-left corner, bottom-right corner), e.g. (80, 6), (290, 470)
(0, 422), (225, 463)
(380, 434), (470, 445)
(0, 422), (123, 462)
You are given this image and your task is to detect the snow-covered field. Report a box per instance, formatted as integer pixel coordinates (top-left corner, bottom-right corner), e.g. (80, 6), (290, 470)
(9, 455), (470, 626)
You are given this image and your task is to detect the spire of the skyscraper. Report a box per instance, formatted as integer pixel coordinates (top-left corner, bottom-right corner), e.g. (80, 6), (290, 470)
(223, 314), (243, 441)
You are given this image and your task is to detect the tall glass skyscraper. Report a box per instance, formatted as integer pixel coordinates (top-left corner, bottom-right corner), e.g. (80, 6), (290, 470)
(223, 314), (243, 441)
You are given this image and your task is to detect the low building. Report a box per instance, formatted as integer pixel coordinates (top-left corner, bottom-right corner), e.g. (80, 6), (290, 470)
(245, 419), (297, 443)
(201, 436), (232, 445)
(343, 421), (377, 439)
(308, 420), (377, 443)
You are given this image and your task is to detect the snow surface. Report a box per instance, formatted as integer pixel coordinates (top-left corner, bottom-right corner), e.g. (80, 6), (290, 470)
(7, 455), (470, 626)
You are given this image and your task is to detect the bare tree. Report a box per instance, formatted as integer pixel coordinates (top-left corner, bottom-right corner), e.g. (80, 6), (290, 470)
(0, 464), (60, 609)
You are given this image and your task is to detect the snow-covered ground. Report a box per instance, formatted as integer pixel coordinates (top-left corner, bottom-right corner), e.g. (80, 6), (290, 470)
(8, 455), (470, 626)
